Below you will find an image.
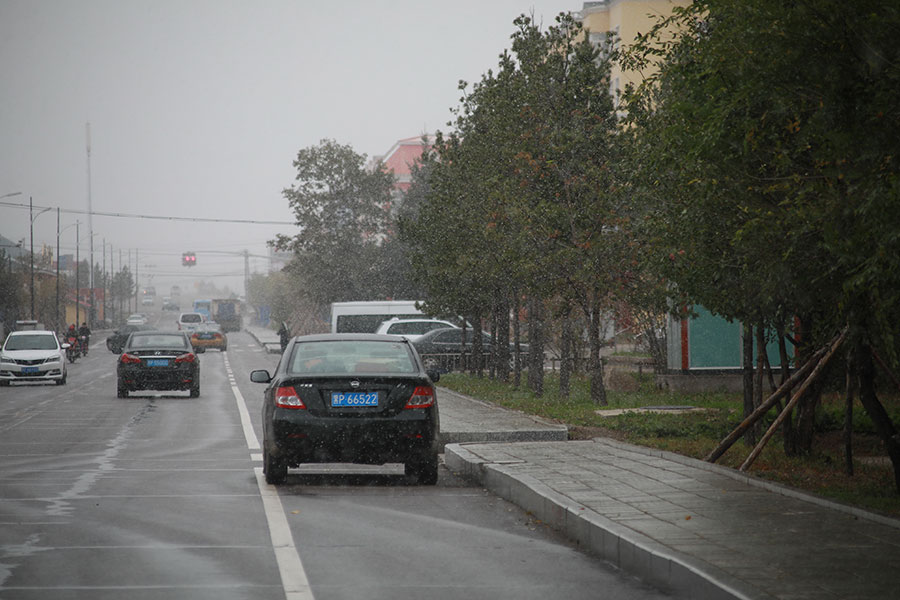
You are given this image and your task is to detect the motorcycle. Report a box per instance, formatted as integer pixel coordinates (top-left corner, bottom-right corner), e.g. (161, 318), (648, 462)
(79, 335), (89, 356)
(66, 335), (80, 363)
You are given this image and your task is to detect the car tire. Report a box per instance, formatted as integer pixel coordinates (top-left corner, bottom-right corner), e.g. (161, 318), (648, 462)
(117, 380), (128, 398)
(263, 447), (287, 485)
(0, 380), (9, 387)
(56, 373), (66, 385)
(189, 383), (200, 398)
(405, 452), (439, 485)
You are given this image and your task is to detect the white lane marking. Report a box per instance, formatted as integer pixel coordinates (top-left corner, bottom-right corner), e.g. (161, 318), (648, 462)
(255, 468), (314, 600)
(226, 353), (312, 599)
(223, 354), (260, 450)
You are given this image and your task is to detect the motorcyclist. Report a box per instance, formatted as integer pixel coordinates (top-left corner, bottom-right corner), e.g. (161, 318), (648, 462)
(78, 322), (91, 355)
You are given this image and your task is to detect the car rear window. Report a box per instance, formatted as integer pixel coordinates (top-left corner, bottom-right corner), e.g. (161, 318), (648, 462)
(4, 334), (58, 351)
(181, 314), (202, 323)
(128, 334), (189, 350)
(288, 340), (417, 375)
(386, 321), (450, 335)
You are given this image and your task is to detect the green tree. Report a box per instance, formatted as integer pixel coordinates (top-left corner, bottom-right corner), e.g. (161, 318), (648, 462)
(275, 139), (412, 305)
(622, 0), (900, 486)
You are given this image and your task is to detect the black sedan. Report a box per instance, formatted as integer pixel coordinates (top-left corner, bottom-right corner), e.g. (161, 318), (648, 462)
(250, 334), (441, 485)
(117, 331), (200, 398)
(106, 324), (155, 353)
(411, 327), (529, 371)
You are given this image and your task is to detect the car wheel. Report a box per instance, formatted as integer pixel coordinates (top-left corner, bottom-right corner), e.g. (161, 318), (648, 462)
(56, 373), (66, 385)
(0, 380), (9, 387)
(263, 447), (287, 485)
(405, 452), (439, 485)
(189, 383), (200, 398)
(117, 380), (128, 398)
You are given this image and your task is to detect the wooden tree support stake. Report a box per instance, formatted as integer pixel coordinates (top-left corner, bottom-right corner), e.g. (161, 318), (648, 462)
(739, 328), (848, 472)
(704, 342), (828, 464)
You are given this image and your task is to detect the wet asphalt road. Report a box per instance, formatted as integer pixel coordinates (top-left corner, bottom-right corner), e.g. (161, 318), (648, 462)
(0, 325), (678, 600)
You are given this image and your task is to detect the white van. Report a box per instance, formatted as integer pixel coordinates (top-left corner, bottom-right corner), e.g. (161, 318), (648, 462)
(330, 301), (425, 333)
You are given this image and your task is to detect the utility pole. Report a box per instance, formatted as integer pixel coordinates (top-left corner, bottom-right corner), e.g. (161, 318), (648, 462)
(86, 122), (94, 328)
(244, 249), (250, 298)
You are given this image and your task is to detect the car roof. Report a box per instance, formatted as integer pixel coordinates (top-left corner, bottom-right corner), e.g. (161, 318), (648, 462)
(292, 333), (413, 343)
(9, 329), (55, 337)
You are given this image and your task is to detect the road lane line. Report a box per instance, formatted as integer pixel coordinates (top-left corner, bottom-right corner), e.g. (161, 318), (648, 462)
(255, 468), (314, 600)
(226, 352), (313, 598)
(224, 354), (260, 450)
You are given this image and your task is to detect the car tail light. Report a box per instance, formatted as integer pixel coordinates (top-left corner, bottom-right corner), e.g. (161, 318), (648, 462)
(120, 353), (141, 364)
(175, 353), (196, 363)
(275, 386), (306, 409)
(405, 386), (435, 409)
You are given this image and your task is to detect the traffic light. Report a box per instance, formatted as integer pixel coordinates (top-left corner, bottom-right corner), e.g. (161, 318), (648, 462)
(182, 252), (196, 267)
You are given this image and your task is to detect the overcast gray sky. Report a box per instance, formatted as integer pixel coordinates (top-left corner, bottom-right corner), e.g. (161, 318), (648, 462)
(1, 0), (579, 294)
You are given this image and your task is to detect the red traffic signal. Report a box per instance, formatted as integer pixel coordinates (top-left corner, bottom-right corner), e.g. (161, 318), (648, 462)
(182, 252), (197, 267)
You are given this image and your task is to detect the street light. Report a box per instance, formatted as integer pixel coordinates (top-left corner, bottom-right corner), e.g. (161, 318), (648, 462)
(30, 197), (52, 320)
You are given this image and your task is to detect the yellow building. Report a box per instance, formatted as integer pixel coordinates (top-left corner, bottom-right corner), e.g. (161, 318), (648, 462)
(576, 0), (691, 101)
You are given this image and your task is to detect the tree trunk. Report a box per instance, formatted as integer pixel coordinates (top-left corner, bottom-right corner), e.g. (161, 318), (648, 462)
(560, 304), (574, 401)
(794, 314), (821, 455)
(777, 323), (797, 455)
(497, 290), (510, 383)
(754, 323), (766, 441)
(742, 323), (756, 445)
(844, 354), (855, 476)
(513, 290), (522, 389)
(472, 311), (484, 378)
(855, 337), (900, 493)
(589, 293), (607, 406)
(527, 296), (544, 397)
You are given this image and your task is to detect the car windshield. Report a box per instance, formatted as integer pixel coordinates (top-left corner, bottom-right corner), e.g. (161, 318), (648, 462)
(288, 340), (416, 375)
(127, 334), (189, 351)
(4, 334), (58, 351)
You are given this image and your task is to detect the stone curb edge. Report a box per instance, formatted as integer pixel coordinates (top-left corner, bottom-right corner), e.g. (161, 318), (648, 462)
(244, 328), (283, 354)
(444, 442), (769, 600)
(592, 437), (900, 530)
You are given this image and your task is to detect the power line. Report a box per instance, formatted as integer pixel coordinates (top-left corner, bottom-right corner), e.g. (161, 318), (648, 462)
(0, 200), (294, 226)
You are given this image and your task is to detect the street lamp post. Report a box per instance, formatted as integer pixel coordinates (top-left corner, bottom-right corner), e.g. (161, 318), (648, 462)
(29, 197), (52, 321)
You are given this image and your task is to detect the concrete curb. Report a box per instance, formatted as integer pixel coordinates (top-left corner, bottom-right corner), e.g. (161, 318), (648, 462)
(244, 327), (282, 354)
(445, 443), (772, 600)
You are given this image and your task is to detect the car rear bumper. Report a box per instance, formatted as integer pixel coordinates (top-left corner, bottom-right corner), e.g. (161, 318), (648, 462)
(268, 410), (438, 466)
(118, 366), (198, 391)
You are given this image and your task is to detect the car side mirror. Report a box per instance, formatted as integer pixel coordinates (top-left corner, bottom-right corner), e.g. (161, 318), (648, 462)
(250, 369), (272, 384)
(61, 343), (70, 349)
(427, 369), (441, 383)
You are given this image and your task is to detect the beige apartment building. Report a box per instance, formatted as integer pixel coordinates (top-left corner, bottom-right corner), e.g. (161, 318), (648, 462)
(577, 0), (691, 100)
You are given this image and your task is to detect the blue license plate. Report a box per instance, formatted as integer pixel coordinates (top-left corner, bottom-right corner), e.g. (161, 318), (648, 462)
(331, 391), (379, 407)
(22, 366), (39, 374)
(146, 359), (169, 367)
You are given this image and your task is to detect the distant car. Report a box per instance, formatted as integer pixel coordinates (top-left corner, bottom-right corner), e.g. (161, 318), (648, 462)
(141, 296), (154, 306)
(250, 334), (441, 485)
(0, 330), (67, 386)
(106, 324), (156, 354)
(373, 318), (459, 341)
(162, 300), (180, 311)
(411, 327), (529, 371)
(116, 331), (199, 398)
(177, 312), (204, 331)
(126, 313), (148, 325)
(190, 323), (227, 352)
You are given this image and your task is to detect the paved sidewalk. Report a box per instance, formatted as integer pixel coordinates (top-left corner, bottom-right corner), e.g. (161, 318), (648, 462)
(244, 324), (283, 354)
(445, 439), (900, 600)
